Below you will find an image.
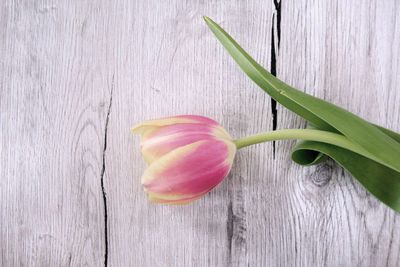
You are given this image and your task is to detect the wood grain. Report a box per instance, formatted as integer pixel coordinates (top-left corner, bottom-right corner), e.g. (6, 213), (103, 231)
(1, 1), (115, 265)
(275, 1), (400, 266)
(1, 0), (399, 266)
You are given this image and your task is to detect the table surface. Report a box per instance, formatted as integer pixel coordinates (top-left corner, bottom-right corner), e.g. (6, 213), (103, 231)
(2, 1), (400, 266)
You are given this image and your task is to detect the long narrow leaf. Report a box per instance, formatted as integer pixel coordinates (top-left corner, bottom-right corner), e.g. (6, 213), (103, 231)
(203, 16), (400, 173)
(203, 16), (400, 213)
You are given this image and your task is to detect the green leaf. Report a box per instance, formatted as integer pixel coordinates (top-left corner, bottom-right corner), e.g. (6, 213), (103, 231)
(203, 16), (400, 213)
(292, 141), (400, 212)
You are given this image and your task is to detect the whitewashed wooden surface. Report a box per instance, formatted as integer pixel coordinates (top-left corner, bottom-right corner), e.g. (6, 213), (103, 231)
(1, 1), (400, 266)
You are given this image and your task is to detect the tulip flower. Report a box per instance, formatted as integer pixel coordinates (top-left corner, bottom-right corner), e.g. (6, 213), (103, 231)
(131, 115), (236, 204)
(131, 17), (400, 213)
(132, 114), (393, 205)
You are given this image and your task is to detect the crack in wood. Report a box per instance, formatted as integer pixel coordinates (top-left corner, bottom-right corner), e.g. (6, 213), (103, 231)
(274, 0), (282, 48)
(100, 76), (114, 267)
(227, 201), (234, 260)
(226, 176), (247, 265)
(271, 0), (281, 159)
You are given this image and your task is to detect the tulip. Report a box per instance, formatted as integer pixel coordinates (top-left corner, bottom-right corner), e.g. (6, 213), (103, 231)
(131, 115), (237, 204)
(132, 115), (375, 206)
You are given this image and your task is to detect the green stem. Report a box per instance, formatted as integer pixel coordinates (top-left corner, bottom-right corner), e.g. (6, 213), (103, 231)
(234, 129), (377, 161)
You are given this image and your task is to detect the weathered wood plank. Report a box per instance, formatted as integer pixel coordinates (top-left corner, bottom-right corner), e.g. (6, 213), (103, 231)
(2, 0), (400, 266)
(274, 1), (400, 266)
(0, 1), (116, 265)
(105, 1), (274, 266)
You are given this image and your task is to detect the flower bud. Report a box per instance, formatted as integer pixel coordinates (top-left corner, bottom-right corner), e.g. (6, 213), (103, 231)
(131, 115), (236, 204)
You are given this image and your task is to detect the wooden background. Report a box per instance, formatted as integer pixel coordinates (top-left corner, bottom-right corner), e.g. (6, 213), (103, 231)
(1, 0), (400, 266)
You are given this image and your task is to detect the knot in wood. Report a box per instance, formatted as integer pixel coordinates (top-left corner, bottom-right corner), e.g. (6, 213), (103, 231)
(310, 163), (333, 187)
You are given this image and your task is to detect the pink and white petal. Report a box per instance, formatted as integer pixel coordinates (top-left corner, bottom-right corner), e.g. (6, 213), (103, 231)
(131, 115), (219, 137)
(140, 123), (220, 163)
(222, 138), (237, 164)
(141, 133), (213, 164)
(176, 115), (219, 126)
(131, 116), (200, 136)
(142, 123), (216, 144)
(142, 139), (235, 199)
(141, 141), (203, 186)
(213, 125), (233, 141)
